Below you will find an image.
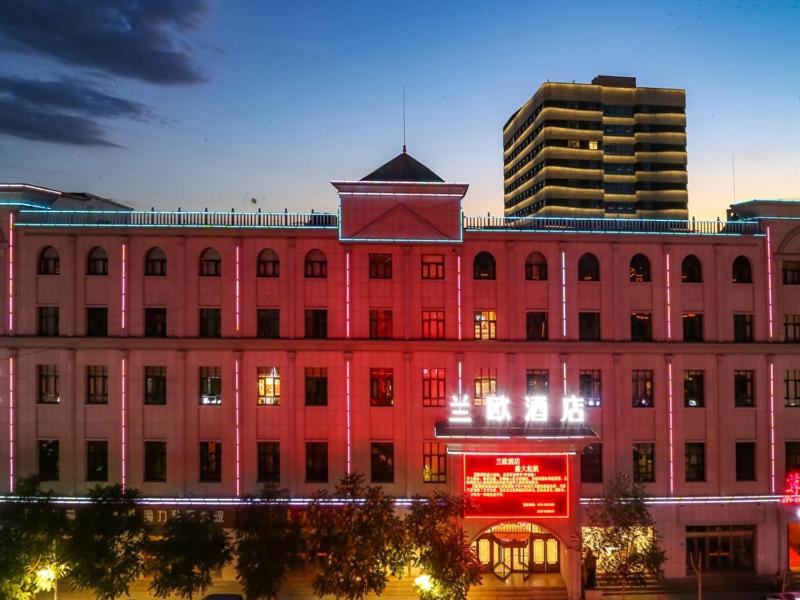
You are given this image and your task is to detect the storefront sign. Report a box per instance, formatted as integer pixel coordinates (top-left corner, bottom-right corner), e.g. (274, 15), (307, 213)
(463, 453), (570, 519)
(781, 471), (800, 506)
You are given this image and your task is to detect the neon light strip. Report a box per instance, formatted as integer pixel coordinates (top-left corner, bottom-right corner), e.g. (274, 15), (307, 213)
(337, 192), (465, 197)
(331, 180), (469, 187)
(665, 253), (672, 339)
(339, 236), (463, 244)
(456, 255), (463, 340)
(7, 213), (12, 333)
(561, 361), (567, 395)
(345, 359), (352, 474)
(235, 358), (241, 496)
(667, 362), (675, 495)
(234, 245), (241, 333)
(769, 361), (776, 493)
(0, 183), (62, 195)
(766, 226), (774, 340)
(121, 243), (127, 331)
(8, 357), (14, 492)
(345, 251), (351, 338)
(560, 251), (567, 338)
(120, 357), (127, 488)
(457, 360), (463, 396)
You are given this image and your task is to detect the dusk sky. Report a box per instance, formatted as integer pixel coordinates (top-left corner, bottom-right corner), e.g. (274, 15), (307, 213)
(0, 0), (798, 219)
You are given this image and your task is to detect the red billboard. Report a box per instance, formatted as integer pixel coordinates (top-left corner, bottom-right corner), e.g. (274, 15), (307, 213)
(463, 453), (570, 519)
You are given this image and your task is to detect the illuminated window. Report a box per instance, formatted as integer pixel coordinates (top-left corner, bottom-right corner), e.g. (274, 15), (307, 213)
(732, 256), (752, 283)
(421, 254), (445, 279)
(38, 440), (59, 481)
(37, 246), (60, 275)
(734, 370), (754, 407)
(580, 370), (602, 407)
(733, 314), (754, 342)
(370, 442), (394, 483)
(473, 252), (496, 280)
(784, 315), (800, 342)
(683, 370), (705, 408)
(525, 252), (548, 281)
(422, 368), (446, 407)
(682, 312), (704, 342)
(630, 312), (652, 342)
(422, 310), (445, 339)
(86, 365), (108, 404)
(423, 442), (447, 483)
(473, 368), (497, 406)
(199, 308), (221, 338)
(370, 368), (393, 407)
(685, 442), (706, 482)
(305, 442), (328, 483)
(579, 312), (601, 341)
(681, 255), (702, 283)
(144, 247), (167, 276)
(86, 306), (108, 337)
(37, 365), (59, 404)
(37, 306), (59, 336)
(633, 442), (655, 482)
(257, 248), (279, 277)
(526, 311), (548, 340)
(86, 246), (108, 275)
(199, 441), (222, 482)
(257, 308), (280, 339)
(199, 367), (222, 405)
(257, 441), (280, 483)
(257, 367), (280, 406)
(526, 369), (549, 395)
(305, 367), (328, 407)
(304, 249), (327, 278)
(144, 307), (167, 337)
(144, 441), (166, 482)
(86, 440), (108, 482)
(199, 248), (221, 277)
(632, 370), (654, 407)
(735, 442), (756, 481)
(474, 310), (497, 340)
(578, 253), (600, 281)
(785, 369), (800, 407)
(629, 254), (651, 282)
(369, 309), (393, 339)
(304, 309), (327, 339)
(581, 443), (603, 483)
(144, 366), (167, 405)
(369, 253), (392, 279)
(588, 140), (600, 150)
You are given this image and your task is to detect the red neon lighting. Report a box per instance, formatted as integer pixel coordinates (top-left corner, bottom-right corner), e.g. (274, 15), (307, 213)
(121, 243), (127, 330)
(560, 251), (566, 338)
(769, 361), (776, 493)
(456, 255), (462, 340)
(766, 227), (775, 340)
(7, 213), (13, 332)
(463, 453), (569, 519)
(235, 245), (241, 333)
(667, 362), (675, 495)
(665, 253), (672, 339)
(8, 357), (14, 492)
(345, 359), (352, 474)
(781, 471), (800, 506)
(120, 357), (127, 488)
(345, 251), (351, 338)
(235, 358), (241, 495)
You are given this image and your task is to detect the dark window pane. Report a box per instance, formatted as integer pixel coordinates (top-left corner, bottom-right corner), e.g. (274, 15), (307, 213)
(38, 440), (59, 481)
(633, 442), (654, 482)
(257, 441), (280, 483)
(305, 442), (328, 483)
(735, 442), (756, 481)
(685, 442), (706, 482)
(305, 309), (327, 339)
(199, 308), (221, 338)
(305, 367), (328, 407)
(369, 254), (392, 279)
(86, 307), (108, 337)
(581, 443), (603, 483)
(86, 440), (108, 481)
(144, 441), (167, 482)
(145, 307), (167, 337)
(526, 311), (548, 341)
(370, 442), (394, 483)
(257, 309), (280, 339)
(199, 441), (222, 482)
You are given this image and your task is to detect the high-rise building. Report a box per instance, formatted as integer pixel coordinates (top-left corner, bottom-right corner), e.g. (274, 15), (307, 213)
(503, 75), (688, 219)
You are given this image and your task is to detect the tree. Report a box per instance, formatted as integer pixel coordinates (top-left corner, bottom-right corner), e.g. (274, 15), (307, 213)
(0, 476), (67, 600)
(582, 473), (666, 600)
(235, 486), (304, 600)
(302, 472), (410, 600)
(63, 484), (147, 600)
(406, 492), (482, 600)
(149, 510), (233, 600)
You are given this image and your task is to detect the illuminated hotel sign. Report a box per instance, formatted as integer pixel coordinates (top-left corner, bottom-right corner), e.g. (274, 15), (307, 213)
(463, 453), (569, 519)
(449, 394), (585, 425)
(781, 471), (800, 506)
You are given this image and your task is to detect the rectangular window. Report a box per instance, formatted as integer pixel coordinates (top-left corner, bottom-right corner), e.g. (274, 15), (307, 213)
(199, 441), (222, 482)
(144, 307), (167, 337)
(37, 364), (59, 404)
(369, 253), (392, 279)
(526, 311), (548, 341)
(685, 524), (756, 573)
(86, 440), (108, 482)
(305, 309), (328, 339)
(733, 314), (754, 342)
(86, 365), (109, 404)
(370, 442), (394, 483)
(580, 370), (602, 407)
(257, 367), (280, 405)
(38, 440), (59, 481)
(421, 310), (445, 339)
(144, 366), (167, 405)
(785, 315), (800, 342)
(581, 443), (603, 483)
(734, 370), (754, 407)
(423, 441), (447, 483)
(684, 370), (705, 408)
(86, 307), (108, 337)
(199, 366), (222, 405)
(370, 368), (393, 406)
(257, 441), (280, 483)
(305, 442), (328, 483)
(305, 367), (328, 406)
(474, 310), (497, 340)
(785, 369), (800, 407)
(144, 441), (167, 482)
(632, 370), (654, 407)
(37, 306), (59, 336)
(579, 312), (601, 341)
(473, 368), (497, 406)
(685, 442), (706, 482)
(526, 369), (549, 395)
(422, 368), (446, 407)
(421, 254), (445, 280)
(633, 442), (655, 483)
(735, 442), (756, 481)
(630, 312), (652, 342)
(783, 260), (800, 285)
(683, 313), (704, 342)
(257, 308), (280, 339)
(787, 441), (800, 474)
(199, 308), (221, 338)
(369, 309), (393, 339)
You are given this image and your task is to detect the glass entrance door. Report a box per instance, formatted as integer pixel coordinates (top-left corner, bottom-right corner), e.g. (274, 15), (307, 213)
(473, 522), (561, 580)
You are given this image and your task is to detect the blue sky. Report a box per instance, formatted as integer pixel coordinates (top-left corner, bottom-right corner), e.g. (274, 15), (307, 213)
(0, 0), (798, 218)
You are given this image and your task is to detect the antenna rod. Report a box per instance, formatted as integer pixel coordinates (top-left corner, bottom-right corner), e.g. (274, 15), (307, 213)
(402, 86), (406, 153)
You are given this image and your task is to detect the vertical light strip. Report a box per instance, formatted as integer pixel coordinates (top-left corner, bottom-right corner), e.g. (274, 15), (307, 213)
(8, 357), (14, 492)
(7, 213), (13, 333)
(665, 252), (672, 340)
(769, 360), (776, 493)
(234, 357), (241, 496)
(561, 360), (567, 395)
(457, 359), (463, 396)
(120, 243), (127, 331)
(456, 255), (462, 340)
(667, 362), (675, 495)
(345, 251), (351, 338)
(560, 251), (567, 338)
(766, 227), (774, 341)
(345, 358), (352, 474)
(120, 357), (127, 488)
(234, 244), (241, 333)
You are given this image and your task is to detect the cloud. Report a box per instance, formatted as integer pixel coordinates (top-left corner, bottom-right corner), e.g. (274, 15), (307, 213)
(0, 0), (207, 84)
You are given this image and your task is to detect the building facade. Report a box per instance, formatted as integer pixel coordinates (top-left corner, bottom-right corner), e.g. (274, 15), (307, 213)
(503, 75), (688, 220)
(1, 160), (799, 598)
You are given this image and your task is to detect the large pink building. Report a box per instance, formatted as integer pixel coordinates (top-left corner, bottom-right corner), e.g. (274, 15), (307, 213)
(1, 156), (800, 598)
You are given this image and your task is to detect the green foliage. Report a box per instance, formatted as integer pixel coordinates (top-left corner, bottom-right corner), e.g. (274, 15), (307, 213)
(583, 473), (666, 593)
(406, 492), (482, 600)
(235, 485), (303, 600)
(302, 472), (410, 600)
(0, 476), (68, 600)
(149, 510), (233, 600)
(63, 484), (147, 600)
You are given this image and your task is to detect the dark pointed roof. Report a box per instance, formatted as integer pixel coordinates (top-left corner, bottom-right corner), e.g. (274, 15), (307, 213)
(361, 151), (444, 183)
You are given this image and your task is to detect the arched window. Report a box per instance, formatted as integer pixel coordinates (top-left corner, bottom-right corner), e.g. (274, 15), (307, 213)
(144, 247), (167, 276)
(37, 246), (60, 275)
(681, 255), (702, 283)
(525, 252), (548, 281)
(199, 248), (221, 277)
(473, 251), (496, 280)
(578, 253), (600, 281)
(86, 246), (108, 275)
(629, 253), (651, 282)
(732, 256), (752, 284)
(257, 248), (280, 278)
(305, 249), (327, 278)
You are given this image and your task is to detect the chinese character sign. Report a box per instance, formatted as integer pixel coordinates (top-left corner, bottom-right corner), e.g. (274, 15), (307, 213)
(782, 471), (800, 506)
(524, 395), (548, 422)
(485, 395), (511, 423)
(448, 394), (472, 424)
